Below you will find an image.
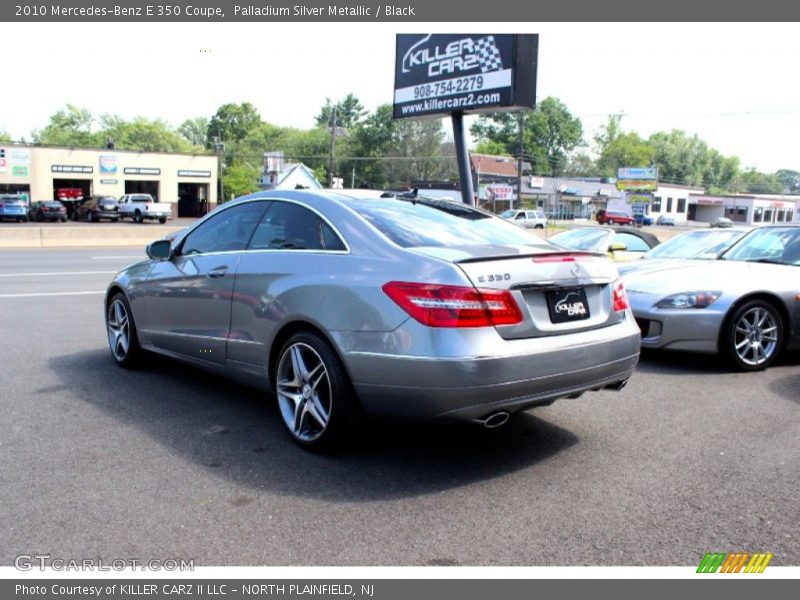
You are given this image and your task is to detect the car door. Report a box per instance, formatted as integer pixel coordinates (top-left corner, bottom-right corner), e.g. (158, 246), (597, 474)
(227, 200), (348, 367)
(140, 200), (269, 364)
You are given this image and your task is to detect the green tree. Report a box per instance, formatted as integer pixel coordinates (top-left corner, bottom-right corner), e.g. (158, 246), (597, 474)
(178, 117), (209, 147)
(207, 102), (262, 147)
(776, 169), (800, 193)
(471, 97), (584, 176)
(738, 169), (783, 194)
(33, 104), (101, 146)
(223, 163), (261, 199)
(0, 130), (12, 143)
(315, 93), (366, 130)
(100, 115), (197, 153)
(473, 139), (507, 156)
(565, 152), (597, 177)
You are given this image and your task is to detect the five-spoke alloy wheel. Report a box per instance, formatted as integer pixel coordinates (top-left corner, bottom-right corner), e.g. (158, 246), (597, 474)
(725, 300), (783, 371)
(106, 293), (142, 367)
(274, 331), (363, 451)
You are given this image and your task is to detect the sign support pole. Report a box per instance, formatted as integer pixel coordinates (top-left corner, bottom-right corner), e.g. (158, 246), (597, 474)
(452, 112), (474, 206)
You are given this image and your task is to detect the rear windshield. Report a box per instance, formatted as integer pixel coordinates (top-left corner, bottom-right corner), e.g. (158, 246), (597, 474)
(342, 197), (554, 249)
(2, 199), (25, 205)
(550, 228), (611, 252)
(131, 195), (153, 202)
(646, 229), (745, 259)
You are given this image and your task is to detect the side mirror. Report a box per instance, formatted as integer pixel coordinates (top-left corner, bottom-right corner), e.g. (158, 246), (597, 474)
(609, 241), (628, 252)
(146, 239), (172, 261)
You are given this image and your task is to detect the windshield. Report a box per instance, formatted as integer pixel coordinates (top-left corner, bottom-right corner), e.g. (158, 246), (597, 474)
(550, 228), (612, 252)
(722, 227), (800, 266)
(342, 197), (554, 249)
(646, 229), (747, 259)
(500, 210), (516, 218)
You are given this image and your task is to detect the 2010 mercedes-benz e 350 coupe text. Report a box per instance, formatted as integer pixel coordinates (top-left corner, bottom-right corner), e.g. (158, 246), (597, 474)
(105, 191), (640, 450)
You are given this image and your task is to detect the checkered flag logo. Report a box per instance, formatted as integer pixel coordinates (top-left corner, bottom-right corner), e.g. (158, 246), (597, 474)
(475, 36), (503, 73)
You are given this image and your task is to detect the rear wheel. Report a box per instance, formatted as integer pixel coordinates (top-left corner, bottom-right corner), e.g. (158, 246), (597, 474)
(723, 300), (783, 371)
(106, 293), (143, 368)
(274, 331), (365, 451)
(134, 210), (143, 224)
(158, 217), (167, 224)
(87, 212), (95, 222)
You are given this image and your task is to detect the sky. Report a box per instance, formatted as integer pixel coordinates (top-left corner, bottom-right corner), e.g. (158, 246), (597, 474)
(3, 22), (800, 173)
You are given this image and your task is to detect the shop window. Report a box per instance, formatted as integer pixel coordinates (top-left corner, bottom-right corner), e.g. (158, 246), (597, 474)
(677, 198), (686, 213)
(736, 207), (747, 222)
(652, 196), (661, 211)
(753, 207), (763, 223)
(776, 209), (785, 223)
(764, 208), (774, 223)
(666, 197), (673, 212)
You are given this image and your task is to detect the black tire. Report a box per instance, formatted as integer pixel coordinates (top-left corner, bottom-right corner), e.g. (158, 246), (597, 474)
(87, 212), (95, 223)
(134, 211), (143, 224)
(273, 331), (366, 452)
(112, 218), (119, 223)
(61, 217), (67, 223)
(158, 217), (167, 224)
(722, 299), (783, 371)
(106, 292), (144, 368)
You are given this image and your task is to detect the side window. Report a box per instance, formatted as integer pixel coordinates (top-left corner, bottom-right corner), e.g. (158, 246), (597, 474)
(615, 232), (651, 252)
(248, 201), (345, 251)
(514, 212), (525, 220)
(180, 202), (268, 255)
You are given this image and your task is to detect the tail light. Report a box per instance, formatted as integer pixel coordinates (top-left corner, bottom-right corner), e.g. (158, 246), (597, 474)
(382, 281), (523, 328)
(612, 279), (629, 312)
(533, 253), (593, 264)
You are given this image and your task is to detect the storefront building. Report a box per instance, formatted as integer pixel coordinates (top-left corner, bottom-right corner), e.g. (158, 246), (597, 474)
(688, 194), (800, 226)
(522, 177), (623, 220)
(0, 144), (218, 218)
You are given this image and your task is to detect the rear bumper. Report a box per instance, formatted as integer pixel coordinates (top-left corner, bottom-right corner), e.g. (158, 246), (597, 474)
(334, 318), (641, 421)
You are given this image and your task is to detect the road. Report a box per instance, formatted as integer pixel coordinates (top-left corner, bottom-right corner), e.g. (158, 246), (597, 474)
(0, 247), (798, 566)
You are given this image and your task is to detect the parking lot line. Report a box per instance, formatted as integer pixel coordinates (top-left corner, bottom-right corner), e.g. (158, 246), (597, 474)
(0, 291), (105, 298)
(0, 271), (117, 277)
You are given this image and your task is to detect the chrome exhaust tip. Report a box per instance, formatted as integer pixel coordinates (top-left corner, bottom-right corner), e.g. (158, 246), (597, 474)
(605, 379), (629, 392)
(481, 411), (510, 429)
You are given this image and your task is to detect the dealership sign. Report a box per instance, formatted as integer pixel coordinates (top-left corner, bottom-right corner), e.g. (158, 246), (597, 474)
(617, 167), (658, 192)
(627, 192), (653, 205)
(393, 34), (538, 119)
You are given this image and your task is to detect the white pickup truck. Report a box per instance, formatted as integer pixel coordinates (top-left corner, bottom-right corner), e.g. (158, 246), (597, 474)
(117, 194), (172, 224)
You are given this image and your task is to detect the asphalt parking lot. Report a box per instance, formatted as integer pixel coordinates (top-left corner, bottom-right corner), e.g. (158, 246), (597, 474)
(1, 247), (798, 566)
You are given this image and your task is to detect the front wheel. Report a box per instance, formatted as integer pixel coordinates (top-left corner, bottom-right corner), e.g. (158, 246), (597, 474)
(158, 217), (167, 224)
(134, 211), (143, 224)
(723, 300), (783, 371)
(274, 331), (365, 451)
(106, 293), (144, 368)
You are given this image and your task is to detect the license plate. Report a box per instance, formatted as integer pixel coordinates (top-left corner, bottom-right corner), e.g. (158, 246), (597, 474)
(546, 287), (590, 323)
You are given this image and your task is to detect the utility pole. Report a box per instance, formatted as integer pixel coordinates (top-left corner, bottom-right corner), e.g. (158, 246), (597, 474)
(517, 111), (524, 209)
(327, 105), (337, 188)
(213, 125), (225, 207)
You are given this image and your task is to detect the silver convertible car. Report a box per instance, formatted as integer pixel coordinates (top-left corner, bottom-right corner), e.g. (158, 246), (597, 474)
(105, 191), (640, 450)
(625, 225), (800, 371)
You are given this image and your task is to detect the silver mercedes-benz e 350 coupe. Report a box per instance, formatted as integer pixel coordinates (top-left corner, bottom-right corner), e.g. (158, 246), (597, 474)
(105, 191), (640, 450)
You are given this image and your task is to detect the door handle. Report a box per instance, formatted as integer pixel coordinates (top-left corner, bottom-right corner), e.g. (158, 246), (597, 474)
(208, 266), (229, 278)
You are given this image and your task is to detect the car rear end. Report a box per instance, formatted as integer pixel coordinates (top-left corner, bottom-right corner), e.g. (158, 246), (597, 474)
(93, 198), (120, 220)
(334, 196), (640, 423)
(40, 201), (67, 221)
(0, 197), (28, 221)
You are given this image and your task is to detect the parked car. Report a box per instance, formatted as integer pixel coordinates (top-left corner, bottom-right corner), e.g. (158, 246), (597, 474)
(710, 216), (734, 228)
(618, 227), (751, 276)
(625, 225), (800, 370)
(500, 209), (547, 229)
(596, 209), (634, 226)
(118, 193), (171, 224)
(75, 195), (120, 222)
(0, 195), (29, 222)
(29, 200), (67, 222)
(550, 226), (660, 262)
(105, 191), (640, 450)
(656, 215), (676, 226)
